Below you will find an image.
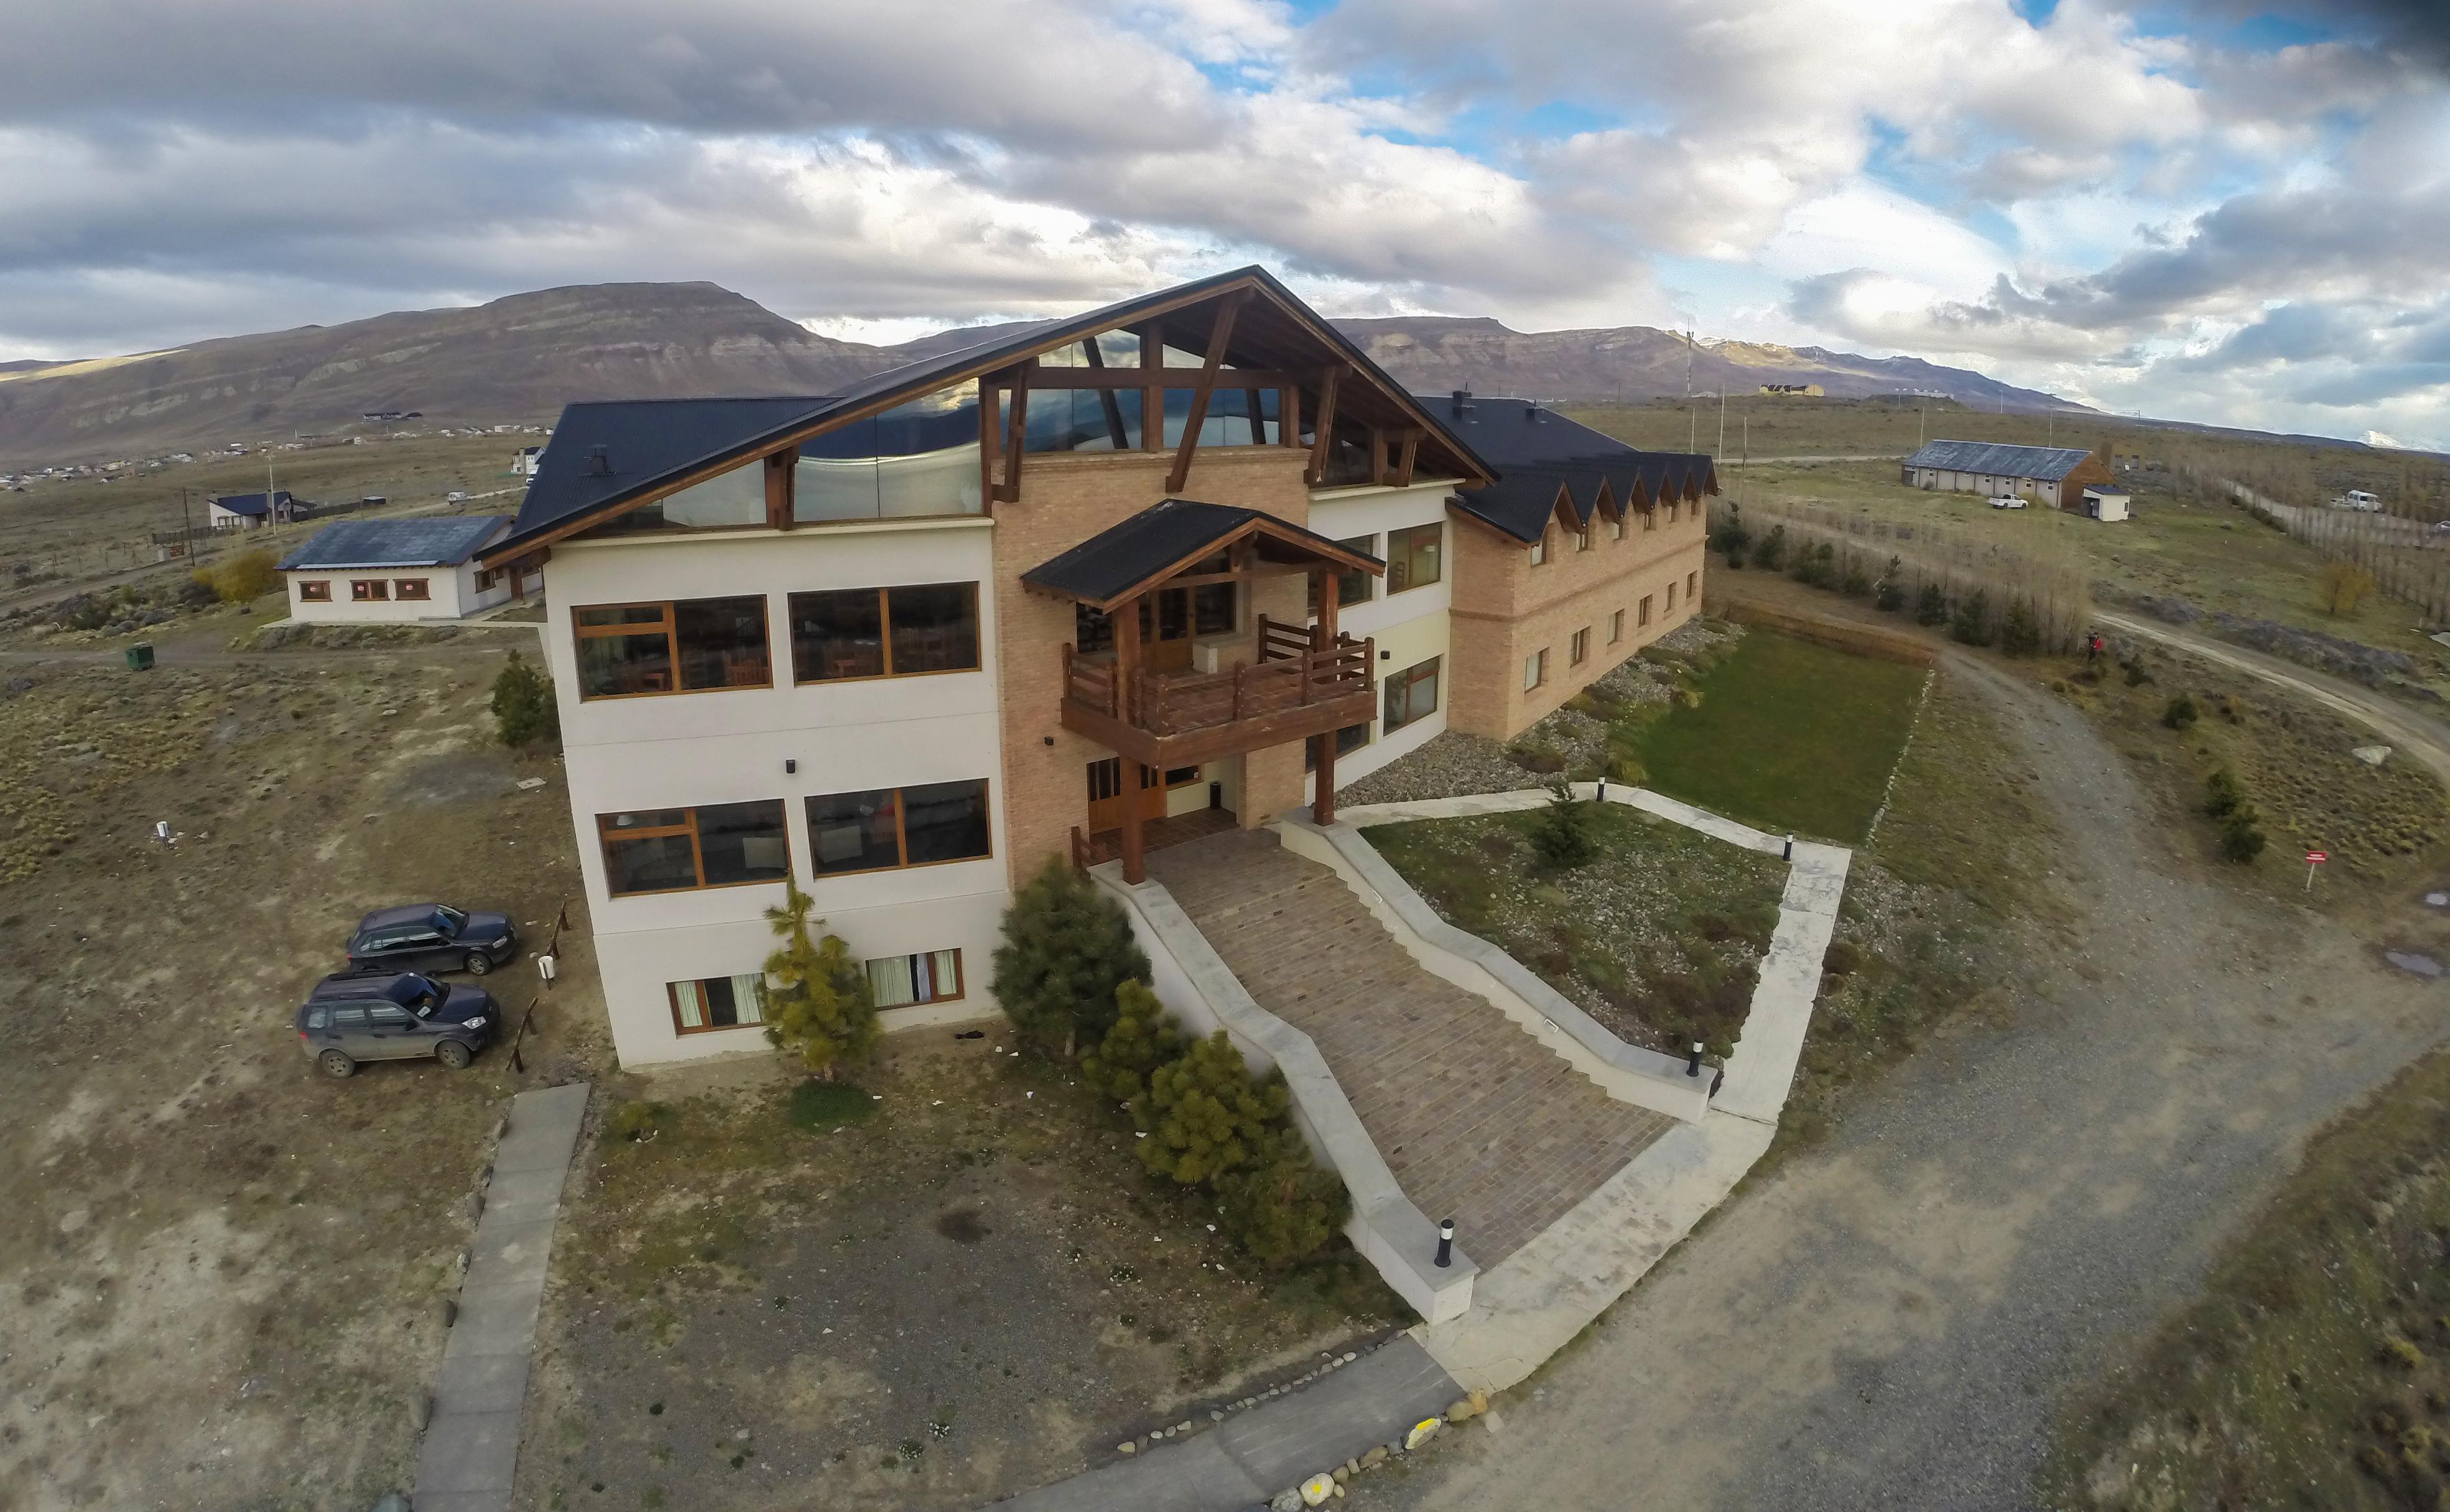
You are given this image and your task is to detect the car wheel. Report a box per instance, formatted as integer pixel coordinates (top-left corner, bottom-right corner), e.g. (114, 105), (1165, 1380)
(465, 951), (492, 976)
(318, 1049), (356, 1079)
(435, 1040), (475, 1070)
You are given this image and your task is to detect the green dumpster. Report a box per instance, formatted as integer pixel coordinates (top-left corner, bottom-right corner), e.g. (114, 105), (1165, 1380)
(124, 642), (155, 672)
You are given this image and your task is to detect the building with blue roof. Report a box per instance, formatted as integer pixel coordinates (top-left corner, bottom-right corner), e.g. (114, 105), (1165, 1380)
(1903, 439), (2113, 509)
(277, 514), (516, 621)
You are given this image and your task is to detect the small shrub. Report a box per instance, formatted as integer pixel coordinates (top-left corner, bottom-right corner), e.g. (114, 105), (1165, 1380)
(1822, 939), (1864, 976)
(1840, 567), (1873, 598)
(1506, 739), (1567, 775)
(1710, 508), (1752, 568)
(1914, 583), (1949, 626)
(1217, 1126), (1348, 1269)
(1874, 579), (1906, 612)
(2218, 806), (2267, 863)
(1998, 599), (2040, 656)
(1604, 746), (1647, 786)
(1138, 1031), (1286, 1185)
(1080, 981), (1187, 1105)
(1950, 590), (1995, 647)
(2163, 693), (2199, 730)
(1750, 524), (1787, 572)
(609, 1101), (667, 1142)
(2321, 560), (2378, 616)
(1528, 780), (1599, 870)
(2122, 657), (2151, 687)
(991, 858), (1151, 1060)
(1691, 912), (1735, 943)
(763, 883), (878, 1081)
(785, 1079), (874, 1129)
(490, 649), (560, 747)
(2203, 766), (2245, 819)
(2382, 1334), (2426, 1370)
(195, 549), (278, 604)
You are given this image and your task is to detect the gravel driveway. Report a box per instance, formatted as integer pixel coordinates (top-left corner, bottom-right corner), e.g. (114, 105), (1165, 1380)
(1351, 652), (2450, 1511)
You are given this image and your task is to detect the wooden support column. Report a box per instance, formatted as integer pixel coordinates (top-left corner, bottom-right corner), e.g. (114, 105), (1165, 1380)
(1168, 294), (1244, 494)
(1369, 428), (1391, 486)
(1084, 337), (1131, 448)
(977, 379), (1000, 511)
(1138, 320), (1164, 452)
(995, 368), (1031, 504)
(763, 446), (797, 529)
(1116, 592), (1146, 883)
(1279, 384), (1301, 447)
(1312, 567), (1340, 827)
(1245, 386), (1267, 445)
(1395, 429), (1421, 487)
(1304, 366), (1342, 486)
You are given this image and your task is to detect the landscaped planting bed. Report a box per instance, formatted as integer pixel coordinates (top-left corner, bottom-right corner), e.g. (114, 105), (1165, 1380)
(1363, 800), (1787, 1057)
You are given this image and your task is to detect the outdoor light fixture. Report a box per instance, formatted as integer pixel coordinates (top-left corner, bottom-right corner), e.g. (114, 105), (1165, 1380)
(784, 758), (797, 774)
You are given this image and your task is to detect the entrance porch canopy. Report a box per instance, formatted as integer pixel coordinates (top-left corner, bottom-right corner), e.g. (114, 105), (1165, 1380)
(1021, 498), (1381, 612)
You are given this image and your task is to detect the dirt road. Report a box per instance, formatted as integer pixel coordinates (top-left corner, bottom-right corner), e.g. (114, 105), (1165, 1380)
(1353, 655), (2450, 1511)
(2095, 607), (2450, 789)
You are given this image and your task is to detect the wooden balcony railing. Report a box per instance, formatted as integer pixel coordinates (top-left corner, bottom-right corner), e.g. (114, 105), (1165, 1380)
(1059, 628), (1375, 765)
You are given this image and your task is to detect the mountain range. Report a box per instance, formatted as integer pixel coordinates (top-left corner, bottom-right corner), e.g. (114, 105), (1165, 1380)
(0, 281), (2085, 466)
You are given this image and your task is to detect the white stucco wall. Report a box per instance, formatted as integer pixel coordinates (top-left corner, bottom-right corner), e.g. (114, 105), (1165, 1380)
(1302, 480), (1458, 800)
(545, 519), (1009, 1067)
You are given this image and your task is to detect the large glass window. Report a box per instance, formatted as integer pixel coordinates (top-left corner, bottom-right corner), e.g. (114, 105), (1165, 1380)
(789, 583), (979, 682)
(598, 801), (789, 896)
(867, 948), (964, 1008)
(1309, 536), (1376, 614)
(669, 973), (768, 1034)
(1388, 522), (1441, 592)
(1383, 656), (1440, 733)
(805, 780), (993, 876)
(573, 596), (770, 698)
(797, 388), (985, 522)
(1305, 721), (1371, 772)
(1192, 583), (1236, 636)
(656, 461), (768, 529)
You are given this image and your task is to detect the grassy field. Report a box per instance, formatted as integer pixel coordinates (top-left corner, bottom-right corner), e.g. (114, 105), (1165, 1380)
(2044, 1044), (2450, 1511)
(1636, 628), (1929, 843)
(1363, 802), (1787, 1057)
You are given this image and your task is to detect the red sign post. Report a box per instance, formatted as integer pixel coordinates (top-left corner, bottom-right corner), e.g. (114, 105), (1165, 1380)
(2305, 850), (2328, 891)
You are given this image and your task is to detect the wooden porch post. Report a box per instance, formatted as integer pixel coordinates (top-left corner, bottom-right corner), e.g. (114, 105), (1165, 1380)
(1116, 592), (1147, 884)
(1312, 568), (1340, 827)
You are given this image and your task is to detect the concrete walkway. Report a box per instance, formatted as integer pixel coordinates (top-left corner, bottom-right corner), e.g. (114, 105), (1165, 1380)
(412, 1082), (592, 1512)
(995, 1337), (1460, 1512)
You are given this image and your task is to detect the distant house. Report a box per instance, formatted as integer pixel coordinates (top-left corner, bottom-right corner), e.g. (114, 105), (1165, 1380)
(277, 515), (518, 622)
(512, 445), (544, 476)
(1901, 440), (2114, 510)
(2079, 487), (2131, 523)
(1758, 383), (1823, 397)
(206, 489), (304, 530)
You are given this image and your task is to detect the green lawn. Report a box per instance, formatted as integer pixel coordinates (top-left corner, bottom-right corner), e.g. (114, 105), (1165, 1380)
(1636, 629), (1926, 843)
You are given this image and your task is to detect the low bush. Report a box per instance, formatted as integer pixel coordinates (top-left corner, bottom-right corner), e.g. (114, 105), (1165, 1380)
(1750, 523), (1787, 572)
(2204, 766), (2246, 819)
(1528, 779), (1599, 870)
(2122, 657), (2152, 687)
(1950, 589), (1995, 647)
(1710, 508), (1752, 568)
(1217, 1127), (1348, 1269)
(1998, 599), (2041, 656)
(490, 649), (560, 747)
(1875, 579), (1906, 613)
(608, 1101), (667, 1143)
(195, 549), (279, 604)
(1506, 738), (1567, 774)
(1822, 939), (1865, 976)
(1080, 980), (1186, 1105)
(1914, 583), (1950, 626)
(2219, 805), (2268, 863)
(2163, 693), (2200, 730)
(1840, 566), (1873, 598)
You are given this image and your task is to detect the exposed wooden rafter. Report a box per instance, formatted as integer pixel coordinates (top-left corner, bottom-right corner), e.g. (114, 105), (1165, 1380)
(1395, 429), (1421, 487)
(1304, 365), (1342, 486)
(1167, 293), (1245, 494)
(1083, 338), (1131, 450)
(996, 366), (1031, 504)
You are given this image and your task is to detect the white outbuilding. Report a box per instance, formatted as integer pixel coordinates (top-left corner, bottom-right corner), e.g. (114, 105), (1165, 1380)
(277, 515), (517, 622)
(2079, 487), (2131, 522)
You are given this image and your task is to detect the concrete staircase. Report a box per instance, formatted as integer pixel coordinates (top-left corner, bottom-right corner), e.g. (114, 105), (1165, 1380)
(1145, 828), (1673, 1268)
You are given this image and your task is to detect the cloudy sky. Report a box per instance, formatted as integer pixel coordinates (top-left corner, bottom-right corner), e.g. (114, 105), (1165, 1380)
(7, 1), (2448, 445)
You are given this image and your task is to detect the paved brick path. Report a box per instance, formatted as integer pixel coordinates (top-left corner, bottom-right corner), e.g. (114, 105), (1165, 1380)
(1147, 829), (1673, 1267)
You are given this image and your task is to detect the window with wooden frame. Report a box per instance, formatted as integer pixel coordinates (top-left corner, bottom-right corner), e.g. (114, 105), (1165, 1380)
(789, 583), (980, 683)
(1381, 656), (1440, 733)
(1642, 508), (1658, 531)
(1523, 648), (1547, 692)
(1528, 530), (1547, 566)
(1386, 522), (1442, 592)
(598, 800), (791, 897)
(1666, 582), (1678, 611)
(297, 580), (332, 602)
(866, 948), (963, 1009)
(1687, 569), (1699, 598)
(1577, 524), (1594, 552)
(1304, 721), (1371, 772)
(1309, 536), (1376, 614)
(1569, 628), (1590, 666)
(393, 578), (431, 601)
(1667, 501), (1681, 524)
(475, 566), (504, 591)
(1639, 595), (1654, 626)
(351, 579), (391, 601)
(805, 779), (992, 876)
(1612, 515), (1626, 540)
(1610, 608), (1625, 644)
(668, 973), (768, 1034)
(573, 595), (771, 700)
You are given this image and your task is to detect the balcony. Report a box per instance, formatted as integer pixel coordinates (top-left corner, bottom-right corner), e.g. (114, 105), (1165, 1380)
(1060, 615), (1375, 769)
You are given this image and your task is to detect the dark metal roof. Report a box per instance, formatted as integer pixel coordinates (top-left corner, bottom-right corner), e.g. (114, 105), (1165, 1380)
(485, 266), (1495, 562)
(278, 514), (511, 570)
(1021, 498), (1382, 608)
(211, 489), (292, 516)
(1435, 397), (1718, 543)
(1905, 440), (2096, 480)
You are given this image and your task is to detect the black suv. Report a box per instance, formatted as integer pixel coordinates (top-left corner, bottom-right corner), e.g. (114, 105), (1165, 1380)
(296, 972), (498, 1078)
(346, 903), (517, 976)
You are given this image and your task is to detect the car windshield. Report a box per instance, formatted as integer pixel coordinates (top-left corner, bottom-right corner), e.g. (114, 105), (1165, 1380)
(390, 976), (442, 1016)
(435, 906), (467, 934)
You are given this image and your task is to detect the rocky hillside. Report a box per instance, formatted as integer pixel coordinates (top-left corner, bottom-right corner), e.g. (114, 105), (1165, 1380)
(0, 281), (2076, 465)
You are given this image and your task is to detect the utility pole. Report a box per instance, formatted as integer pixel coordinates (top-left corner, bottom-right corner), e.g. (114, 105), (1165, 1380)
(1919, 396), (1927, 449)
(1717, 386), (1728, 463)
(179, 485), (190, 550)
(1686, 330), (1696, 453)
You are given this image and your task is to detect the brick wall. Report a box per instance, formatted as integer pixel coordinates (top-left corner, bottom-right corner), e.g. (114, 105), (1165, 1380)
(1447, 503), (1712, 740)
(991, 447), (1314, 881)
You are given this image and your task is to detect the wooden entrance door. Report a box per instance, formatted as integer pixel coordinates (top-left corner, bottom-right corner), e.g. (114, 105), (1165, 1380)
(1141, 590), (1194, 674)
(1087, 758), (1165, 833)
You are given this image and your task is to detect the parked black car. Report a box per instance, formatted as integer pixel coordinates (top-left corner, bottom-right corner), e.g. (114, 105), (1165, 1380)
(296, 972), (498, 1078)
(346, 903), (517, 976)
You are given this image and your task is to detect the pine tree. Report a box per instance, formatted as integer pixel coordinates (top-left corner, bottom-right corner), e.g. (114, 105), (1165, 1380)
(1080, 980), (1186, 1106)
(1914, 582), (1950, 626)
(1138, 1031), (1287, 1185)
(1217, 1125), (1348, 1269)
(490, 649), (560, 747)
(991, 856), (1151, 1060)
(761, 883), (877, 1081)
(1528, 779), (1599, 870)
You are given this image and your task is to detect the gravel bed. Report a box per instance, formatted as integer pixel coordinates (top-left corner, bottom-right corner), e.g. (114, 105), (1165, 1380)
(1337, 618), (1745, 807)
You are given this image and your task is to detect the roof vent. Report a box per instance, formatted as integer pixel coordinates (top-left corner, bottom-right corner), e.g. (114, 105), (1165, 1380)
(584, 445), (613, 478)
(1450, 389), (1472, 416)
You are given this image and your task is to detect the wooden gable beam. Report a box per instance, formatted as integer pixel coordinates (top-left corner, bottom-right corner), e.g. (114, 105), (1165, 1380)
(996, 366), (1031, 504)
(1083, 337), (1131, 450)
(1395, 428), (1421, 488)
(1167, 293), (1245, 494)
(1138, 319), (1164, 453)
(1304, 366), (1342, 486)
